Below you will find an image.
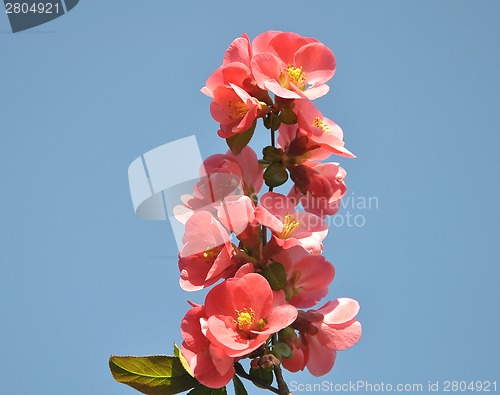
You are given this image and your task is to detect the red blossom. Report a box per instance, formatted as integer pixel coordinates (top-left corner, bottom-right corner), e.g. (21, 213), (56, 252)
(201, 273), (297, 357)
(273, 246), (335, 308)
(174, 146), (262, 223)
(178, 211), (236, 291)
(210, 84), (267, 138)
(296, 99), (355, 158)
(283, 298), (362, 376)
(289, 161), (348, 218)
(181, 305), (236, 388)
(251, 31), (336, 100)
(255, 192), (328, 254)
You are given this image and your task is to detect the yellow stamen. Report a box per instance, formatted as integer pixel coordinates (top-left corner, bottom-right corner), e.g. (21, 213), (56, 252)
(280, 65), (307, 90)
(234, 308), (255, 330)
(202, 247), (219, 262)
(257, 318), (267, 330)
(279, 213), (302, 239)
(227, 100), (249, 120)
(312, 116), (332, 134)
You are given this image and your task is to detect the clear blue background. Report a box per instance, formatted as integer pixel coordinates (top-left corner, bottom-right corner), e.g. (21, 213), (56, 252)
(1, 1), (499, 394)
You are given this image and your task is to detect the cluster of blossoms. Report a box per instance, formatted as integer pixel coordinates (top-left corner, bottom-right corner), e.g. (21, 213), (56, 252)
(176, 31), (361, 391)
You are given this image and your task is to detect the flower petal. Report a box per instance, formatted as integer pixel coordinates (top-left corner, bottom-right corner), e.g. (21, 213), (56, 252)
(251, 53), (283, 90)
(318, 320), (362, 351)
(294, 42), (336, 86)
(317, 298), (361, 325)
(223, 35), (251, 67)
(267, 32), (317, 65)
(209, 343), (235, 376)
(256, 304), (298, 335)
(191, 348), (235, 388)
(205, 273), (273, 320)
(305, 334), (337, 376)
(217, 195), (255, 235)
(252, 30), (282, 54)
(282, 344), (306, 373)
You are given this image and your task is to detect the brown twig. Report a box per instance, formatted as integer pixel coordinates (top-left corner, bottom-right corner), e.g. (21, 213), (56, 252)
(271, 334), (292, 395)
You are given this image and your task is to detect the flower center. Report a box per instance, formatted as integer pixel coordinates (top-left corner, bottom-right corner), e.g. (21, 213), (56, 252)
(279, 213), (302, 239)
(202, 246), (221, 262)
(234, 308), (255, 330)
(227, 100), (249, 120)
(312, 116), (331, 134)
(280, 65), (307, 90)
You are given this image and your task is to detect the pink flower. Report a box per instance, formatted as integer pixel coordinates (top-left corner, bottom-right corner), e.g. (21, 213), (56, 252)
(216, 194), (256, 236)
(178, 211), (235, 291)
(296, 99), (354, 158)
(278, 123), (333, 162)
(225, 146), (263, 196)
(251, 32), (336, 100)
(282, 342), (306, 373)
(210, 83), (267, 138)
(202, 62), (254, 98)
(288, 162), (334, 199)
(277, 327), (306, 373)
(283, 298), (362, 376)
(202, 34), (267, 100)
(273, 246), (335, 308)
(288, 161), (348, 218)
(174, 146), (262, 223)
(181, 304), (235, 388)
(223, 33), (252, 68)
(174, 157), (243, 224)
(255, 192), (328, 254)
(201, 273), (298, 357)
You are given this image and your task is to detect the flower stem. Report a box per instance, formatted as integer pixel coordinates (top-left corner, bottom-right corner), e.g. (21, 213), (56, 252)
(271, 334), (292, 395)
(266, 127), (292, 395)
(262, 128), (277, 247)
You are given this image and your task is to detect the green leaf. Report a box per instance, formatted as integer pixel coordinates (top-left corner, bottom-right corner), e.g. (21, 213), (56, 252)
(263, 113), (281, 132)
(232, 375), (248, 395)
(174, 343), (193, 377)
(271, 342), (292, 360)
(263, 113), (271, 129)
(109, 355), (198, 395)
(261, 261), (287, 291)
(263, 163), (288, 188)
(262, 146), (283, 163)
(270, 113), (281, 132)
(188, 384), (227, 395)
(226, 121), (256, 155)
(279, 108), (298, 125)
(249, 367), (274, 389)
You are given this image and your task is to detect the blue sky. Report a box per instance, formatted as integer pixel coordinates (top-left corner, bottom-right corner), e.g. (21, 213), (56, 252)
(1, 1), (499, 394)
